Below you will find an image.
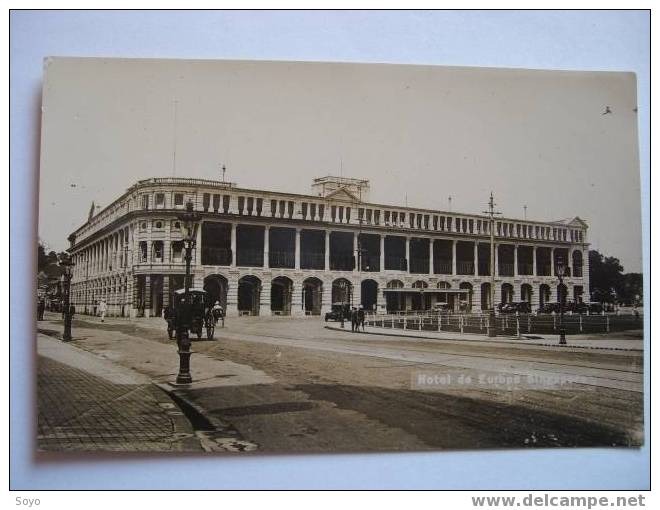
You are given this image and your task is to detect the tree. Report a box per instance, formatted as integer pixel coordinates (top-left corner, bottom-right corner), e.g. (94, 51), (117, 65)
(589, 250), (642, 305)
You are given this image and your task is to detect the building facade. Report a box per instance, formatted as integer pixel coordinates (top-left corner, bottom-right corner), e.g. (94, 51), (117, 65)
(67, 176), (590, 318)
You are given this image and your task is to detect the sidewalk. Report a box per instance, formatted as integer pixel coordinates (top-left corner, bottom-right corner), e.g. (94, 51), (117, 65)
(37, 334), (203, 453)
(326, 324), (644, 351)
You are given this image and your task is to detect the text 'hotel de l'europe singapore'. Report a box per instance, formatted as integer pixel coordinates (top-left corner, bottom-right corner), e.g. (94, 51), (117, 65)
(66, 175), (589, 318)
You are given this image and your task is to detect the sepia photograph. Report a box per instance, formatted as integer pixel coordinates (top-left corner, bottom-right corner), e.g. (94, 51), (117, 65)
(34, 55), (644, 456)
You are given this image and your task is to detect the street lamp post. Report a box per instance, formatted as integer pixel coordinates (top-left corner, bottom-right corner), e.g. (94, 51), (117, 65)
(59, 253), (75, 341)
(175, 200), (201, 385)
(556, 258), (567, 345)
(483, 193), (501, 337)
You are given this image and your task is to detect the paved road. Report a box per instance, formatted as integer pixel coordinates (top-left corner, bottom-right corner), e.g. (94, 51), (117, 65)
(39, 313), (645, 453)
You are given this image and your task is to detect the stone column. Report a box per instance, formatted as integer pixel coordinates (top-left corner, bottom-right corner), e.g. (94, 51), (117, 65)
(429, 239), (434, 274)
(451, 240), (457, 275)
(231, 223), (237, 267)
(325, 230), (330, 271)
(473, 242), (478, 276)
(295, 228), (301, 270)
(163, 275), (170, 307)
(131, 275), (139, 318)
(514, 244), (518, 277)
(264, 226), (270, 268)
(292, 281), (305, 316)
(260, 279), (271, 316)
(550, 247), (555, 276)
(533, 246), (537, 276)
(583, 248), (591, 301)
(495, 243), (499, 277)
(321, 278), (332, 315)
(226, 273), (240, 317)
(380, 235), (385, 272)
(405, 236), (410, 273)
(353, 232), (358, 272)
(144, 275), (152, 318)
(195, 221), (202, 266)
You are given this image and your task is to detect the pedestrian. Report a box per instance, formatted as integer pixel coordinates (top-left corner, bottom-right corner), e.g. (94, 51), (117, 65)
(69, 304), (76, 319)
(37, 299), (45, 321)
(99, 299), (107, 322)
(358, 306), (365, 332)
(350, 307), (357, 332)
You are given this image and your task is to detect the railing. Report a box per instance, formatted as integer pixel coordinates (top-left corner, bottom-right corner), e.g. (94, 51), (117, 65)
(498, 263), (514, 277)
(478, 262), (490, 276)
(202, 247), (232, 266)
(537, 264), (551, 276)
(358, 254), (380, 272)
(330, 254), (355, 271)
(409, 258), (430, 274)
(236, 248), (264, 267)
(457, 261), (474, 275)
(385, 256), (407, 271)
(269, 250), (295, 268)
(364, 312), (643, 336)
(301, 252), (325, 270)
(433, 260), (452, 274)
(518, 262), (534, 275)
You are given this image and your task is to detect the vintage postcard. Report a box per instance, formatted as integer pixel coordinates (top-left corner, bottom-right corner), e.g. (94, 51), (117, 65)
(36, 57), (643, 453)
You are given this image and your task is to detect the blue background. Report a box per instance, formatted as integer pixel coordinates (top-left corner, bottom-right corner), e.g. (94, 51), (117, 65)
(10, 10), (650, 489)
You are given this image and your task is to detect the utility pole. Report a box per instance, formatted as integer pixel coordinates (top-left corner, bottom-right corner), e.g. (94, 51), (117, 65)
(483, 192), (501, 337)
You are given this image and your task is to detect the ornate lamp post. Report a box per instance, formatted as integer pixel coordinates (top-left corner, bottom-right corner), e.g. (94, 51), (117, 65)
(483, 193), (501, 337)
(175, 200), (201, 385)
(59, 252), (75, 341)
(556, 258), (567, 345)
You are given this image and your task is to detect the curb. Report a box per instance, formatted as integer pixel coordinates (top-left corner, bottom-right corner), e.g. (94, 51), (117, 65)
(324, 325), (642, 352)
(154, 382), (259, 453)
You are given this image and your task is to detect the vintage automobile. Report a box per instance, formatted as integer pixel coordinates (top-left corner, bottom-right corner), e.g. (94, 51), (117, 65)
(164, 288), (216, 340)
(324, 302), (351, 322)
(498, 301), (532, 314)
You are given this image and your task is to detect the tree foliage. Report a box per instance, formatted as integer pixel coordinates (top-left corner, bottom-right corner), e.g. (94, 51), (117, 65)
(589, 250), (642, 305)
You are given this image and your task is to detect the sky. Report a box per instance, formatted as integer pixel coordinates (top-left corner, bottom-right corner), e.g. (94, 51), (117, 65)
(39, 57), (642, 271)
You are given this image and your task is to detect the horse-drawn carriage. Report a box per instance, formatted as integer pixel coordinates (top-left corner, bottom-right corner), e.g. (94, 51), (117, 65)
(164, 288), (221, 341)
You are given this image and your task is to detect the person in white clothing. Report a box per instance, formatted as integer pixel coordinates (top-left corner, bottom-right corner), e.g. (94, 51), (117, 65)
(99, 300), (108, 322)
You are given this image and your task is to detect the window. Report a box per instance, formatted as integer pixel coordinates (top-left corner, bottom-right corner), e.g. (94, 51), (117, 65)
(310, 203), (316, 220)
(141, 194), (150, 210)
(247, 197), (254, 215)
(238, 196), (245, 214)
(271, 199), (277, 217)
(318, 204), (324, 220)
(203, 193), (210, 211)
(139, 241), (148, 262)
(384, 211), (391, 224)
(302, 203), (309, 219)
(256, 198), (263, 216)
(172, 221), (181, 231)
(153, 220), (163, 230)
(174, 193), (184, 207)
(171, 241), (184, 262)
(140, 221), (148, 231)
(374, 210), (380, 225)
(152, 241), (163, 261)
(222, 195), (230, 214)
(155, 193), (165, 208)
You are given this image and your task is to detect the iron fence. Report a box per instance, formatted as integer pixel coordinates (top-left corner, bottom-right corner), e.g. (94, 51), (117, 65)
(364, 312), (643, 336)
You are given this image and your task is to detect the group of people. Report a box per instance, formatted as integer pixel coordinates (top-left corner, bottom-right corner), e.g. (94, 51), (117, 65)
(349, 306), (366, 332)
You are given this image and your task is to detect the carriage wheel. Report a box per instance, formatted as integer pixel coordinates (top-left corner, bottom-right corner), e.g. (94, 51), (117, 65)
(206, 322), (215, 340)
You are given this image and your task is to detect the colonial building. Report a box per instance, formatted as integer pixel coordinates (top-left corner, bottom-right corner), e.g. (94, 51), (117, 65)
(67, 176), (590, 318)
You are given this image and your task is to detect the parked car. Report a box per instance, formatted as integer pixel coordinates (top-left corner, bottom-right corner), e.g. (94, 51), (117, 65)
(325, 303), (351, 322)
(498, 301), (532, 314)
(432, 302), (451, 314)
